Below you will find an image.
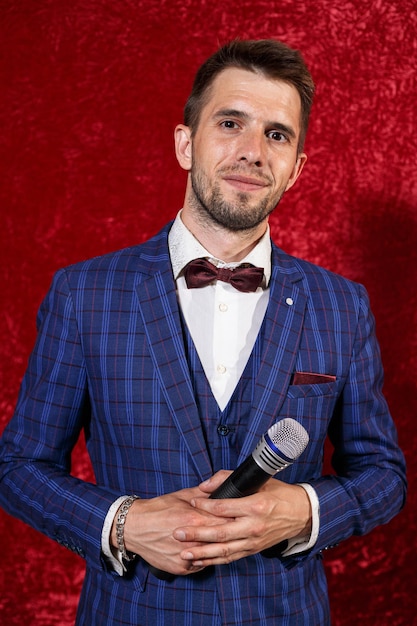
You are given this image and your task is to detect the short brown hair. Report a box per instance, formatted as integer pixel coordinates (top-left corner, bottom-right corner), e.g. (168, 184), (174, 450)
(184, 39), (315, 152)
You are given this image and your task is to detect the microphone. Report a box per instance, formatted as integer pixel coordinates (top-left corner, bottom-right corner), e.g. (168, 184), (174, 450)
(148, 418), (309, 581)
(209, 417), (309, 499)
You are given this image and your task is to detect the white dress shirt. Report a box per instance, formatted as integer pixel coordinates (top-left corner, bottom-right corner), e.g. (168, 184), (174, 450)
(102, 212), (319, 573)
(169, 211), (271, 411)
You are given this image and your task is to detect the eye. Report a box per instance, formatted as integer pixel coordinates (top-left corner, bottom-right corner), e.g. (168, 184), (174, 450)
(267, 130), (288, 143)
(221, 120), (239, 129)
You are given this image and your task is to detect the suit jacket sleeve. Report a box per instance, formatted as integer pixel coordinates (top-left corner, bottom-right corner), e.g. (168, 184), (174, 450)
(0, 268), (120, 570)
(307, 282), (406, 555)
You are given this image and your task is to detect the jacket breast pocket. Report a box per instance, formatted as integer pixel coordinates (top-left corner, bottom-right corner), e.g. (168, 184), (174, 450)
(286, 381), (338, 399)
(280, 381), (339, 452)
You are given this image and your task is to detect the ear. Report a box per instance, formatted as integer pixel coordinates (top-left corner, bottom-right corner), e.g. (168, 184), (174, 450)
(174, 124), (193, 171)
(285, 153), (307, 192)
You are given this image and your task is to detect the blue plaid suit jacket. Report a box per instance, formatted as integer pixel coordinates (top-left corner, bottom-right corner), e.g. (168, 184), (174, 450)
(0, 223), (406, 625)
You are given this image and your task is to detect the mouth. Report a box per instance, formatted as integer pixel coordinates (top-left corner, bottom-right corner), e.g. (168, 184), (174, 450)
(222, 174), (269, 192)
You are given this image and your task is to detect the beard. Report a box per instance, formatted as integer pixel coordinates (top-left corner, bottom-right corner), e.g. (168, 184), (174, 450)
(189, 163), (284, 232)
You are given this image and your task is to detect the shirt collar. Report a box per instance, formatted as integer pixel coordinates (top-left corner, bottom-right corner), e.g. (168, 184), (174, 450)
(168, 210), (272, 287)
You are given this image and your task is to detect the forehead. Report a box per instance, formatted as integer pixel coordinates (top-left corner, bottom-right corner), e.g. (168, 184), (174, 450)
(201, 67), (302, 129)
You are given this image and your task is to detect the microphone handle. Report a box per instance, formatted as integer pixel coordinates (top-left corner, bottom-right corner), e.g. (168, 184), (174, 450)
(209, 455), (270, 499)
(147, 563), (175, 581)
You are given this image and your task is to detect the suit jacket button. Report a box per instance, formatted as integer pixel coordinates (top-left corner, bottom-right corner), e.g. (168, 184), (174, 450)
(217, 425), (230, 436)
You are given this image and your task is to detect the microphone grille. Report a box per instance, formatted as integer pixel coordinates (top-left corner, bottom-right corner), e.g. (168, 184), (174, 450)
(252, 418), (309, 476)
(267, 418), (309, 461)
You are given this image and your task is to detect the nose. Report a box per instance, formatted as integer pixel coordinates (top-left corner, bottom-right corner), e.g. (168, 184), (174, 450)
(237, 129), (266, 167)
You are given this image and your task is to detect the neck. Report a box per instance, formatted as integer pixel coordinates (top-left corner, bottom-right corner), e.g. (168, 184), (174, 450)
(180, 210), (267, 262)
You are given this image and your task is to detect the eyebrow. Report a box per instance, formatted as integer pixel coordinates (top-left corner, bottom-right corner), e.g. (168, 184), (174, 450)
(213, 108), (297, 140)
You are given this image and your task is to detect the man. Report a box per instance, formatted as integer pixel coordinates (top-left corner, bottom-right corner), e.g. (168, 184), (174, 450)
(0, 39), (406, 625)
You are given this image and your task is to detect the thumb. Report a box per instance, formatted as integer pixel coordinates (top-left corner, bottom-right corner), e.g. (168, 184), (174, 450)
(199, 470), (233, 494)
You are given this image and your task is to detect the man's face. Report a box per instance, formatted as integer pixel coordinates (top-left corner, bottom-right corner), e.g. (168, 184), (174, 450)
(177, 67), (306, 232)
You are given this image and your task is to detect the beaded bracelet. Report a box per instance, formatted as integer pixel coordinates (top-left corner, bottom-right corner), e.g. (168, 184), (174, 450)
(115, 495), (140, 561)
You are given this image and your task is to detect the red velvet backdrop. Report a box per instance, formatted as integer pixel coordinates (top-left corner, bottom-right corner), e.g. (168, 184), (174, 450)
(1, 1), (416, 624)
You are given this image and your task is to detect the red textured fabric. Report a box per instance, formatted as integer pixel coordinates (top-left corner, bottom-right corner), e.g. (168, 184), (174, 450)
(1, 1), (416, 624)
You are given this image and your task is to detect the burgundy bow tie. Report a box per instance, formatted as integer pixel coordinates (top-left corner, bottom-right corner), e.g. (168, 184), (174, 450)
(183, 258), (264, 293)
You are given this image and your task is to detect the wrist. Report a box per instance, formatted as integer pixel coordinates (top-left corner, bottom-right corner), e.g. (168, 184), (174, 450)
(297, 484), (313, 536)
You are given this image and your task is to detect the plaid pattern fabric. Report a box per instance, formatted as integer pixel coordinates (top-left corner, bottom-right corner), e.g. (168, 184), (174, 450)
(0, 223), (406, 625)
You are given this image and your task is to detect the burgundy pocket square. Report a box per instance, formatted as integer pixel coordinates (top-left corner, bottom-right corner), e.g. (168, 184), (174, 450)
(291, 372), (336, 385)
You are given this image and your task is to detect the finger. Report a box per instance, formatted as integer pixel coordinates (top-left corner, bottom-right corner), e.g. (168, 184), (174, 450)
(174, 513), (248, 544)
(174, 523), (230, 544)
(180, 539), (250, 566)
(198, 470), (233, 493)
(191, 495), (253, 519)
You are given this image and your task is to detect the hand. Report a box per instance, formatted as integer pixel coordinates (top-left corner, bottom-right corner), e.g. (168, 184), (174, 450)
(111, 486), (230, 576)
(173, 471), (312, 568)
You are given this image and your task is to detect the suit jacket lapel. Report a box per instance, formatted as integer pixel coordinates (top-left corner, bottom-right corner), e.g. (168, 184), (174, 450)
(237, 249), (307, 463)
(135, 252), (213, 481)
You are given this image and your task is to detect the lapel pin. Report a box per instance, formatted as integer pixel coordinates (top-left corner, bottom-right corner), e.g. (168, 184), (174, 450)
(285, 297), (294, 306)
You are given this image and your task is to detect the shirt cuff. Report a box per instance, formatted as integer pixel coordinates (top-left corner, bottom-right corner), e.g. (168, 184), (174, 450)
(101, 495), (129, 576)
(282, 483), (320, 556)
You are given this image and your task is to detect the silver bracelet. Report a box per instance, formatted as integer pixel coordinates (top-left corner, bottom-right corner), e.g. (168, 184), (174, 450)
(115, 495), (140, 561)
